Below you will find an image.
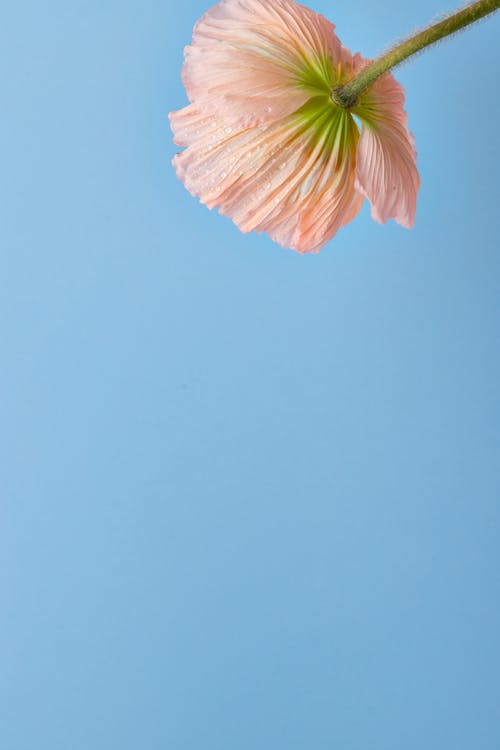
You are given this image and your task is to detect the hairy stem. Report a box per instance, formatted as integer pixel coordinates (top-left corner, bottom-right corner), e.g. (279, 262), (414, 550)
(333, 0), (500, 108)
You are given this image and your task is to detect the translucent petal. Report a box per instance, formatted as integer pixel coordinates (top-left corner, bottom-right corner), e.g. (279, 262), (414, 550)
(353, 57), (420, 228)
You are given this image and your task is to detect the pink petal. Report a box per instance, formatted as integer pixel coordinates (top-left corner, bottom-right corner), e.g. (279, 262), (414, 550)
(182, 0), (344, 128)
(170, 103), (362, 253)
(354, 60), (420, 228)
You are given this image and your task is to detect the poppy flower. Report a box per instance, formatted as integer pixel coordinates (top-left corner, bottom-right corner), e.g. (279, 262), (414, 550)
(169, 0), (420, 253)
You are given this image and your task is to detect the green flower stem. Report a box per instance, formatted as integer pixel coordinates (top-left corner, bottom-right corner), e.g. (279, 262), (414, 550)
(333, 0), (500, 108)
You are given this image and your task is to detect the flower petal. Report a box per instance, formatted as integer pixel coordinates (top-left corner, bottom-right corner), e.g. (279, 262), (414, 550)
(353, 59), (420, 228)
(170, 101), (362, 253)
(182, 0), (345, 128)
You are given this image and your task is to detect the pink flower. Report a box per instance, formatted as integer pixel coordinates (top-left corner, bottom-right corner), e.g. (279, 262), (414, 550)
(170, 0), (420, 254)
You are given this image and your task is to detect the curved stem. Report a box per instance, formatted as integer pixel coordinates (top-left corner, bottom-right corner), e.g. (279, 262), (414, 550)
(333, 0), (500, 108)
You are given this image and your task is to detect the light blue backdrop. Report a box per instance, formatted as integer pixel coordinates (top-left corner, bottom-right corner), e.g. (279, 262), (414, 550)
(1, 1), (499, 748)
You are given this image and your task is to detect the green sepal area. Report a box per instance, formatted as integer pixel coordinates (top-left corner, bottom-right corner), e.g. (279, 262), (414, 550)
(294, 51), (383, 135)
(294, 53), (338, 95)
(291, 95), (359, 159)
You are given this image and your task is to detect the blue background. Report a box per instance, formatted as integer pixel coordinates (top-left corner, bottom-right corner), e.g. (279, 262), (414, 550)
(1, 1), (499, 748)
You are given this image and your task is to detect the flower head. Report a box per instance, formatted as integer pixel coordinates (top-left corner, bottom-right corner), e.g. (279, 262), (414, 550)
(170, 0), (420, 253)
